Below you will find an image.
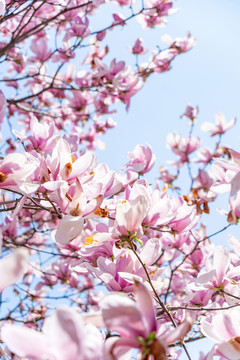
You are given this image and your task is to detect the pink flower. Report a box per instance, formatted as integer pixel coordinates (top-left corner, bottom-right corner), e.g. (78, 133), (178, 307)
(130, 38), (147, 55)
(159, 166), (177, 185)
(64, 16), (90, 41)
(142, 189), (175, 227)
(101, 280), (192, 359)
(85, 238), (164, 292)
(1, 307), (103, 360)
(13, 116), (59, 153)
(151, 48), (177, 73)
(101, 280), (165, 358)
(228, 171), (240, 223)
(112, 13), (125, 26)
(201, 112), (236, 136)
(194, 147), (215, 165)
(167, 197), (198, 233)
(114, 194), (148, 238)
(195, 246), (240, 299)
(30, 37), (52, 62)
(167, 132), (201, 165)
(180, 104), (199, 121)
(201, 309), (240, 359)
(0, 153), (39, 194)
(123, 143), (156, 174)
(162, 32), (196, 53)
(138, 0), (177, 29)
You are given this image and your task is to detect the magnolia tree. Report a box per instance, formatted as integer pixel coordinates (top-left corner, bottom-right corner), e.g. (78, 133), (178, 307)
(0, 0), (239, 359)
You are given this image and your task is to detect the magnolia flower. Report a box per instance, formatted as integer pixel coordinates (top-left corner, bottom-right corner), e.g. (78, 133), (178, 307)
(100, 280), (192, 359)
(130, 38), (147, 55)
(1, 307), (103, 360)
(114, 195), (148, 238)
(123, 143), (156, 174)
(201, 112), (236, 136)
(180, 104), (199, 121)
(101, 280), (165, 359)
(162, 32), (196, 53)
(201, 309), (240, 359)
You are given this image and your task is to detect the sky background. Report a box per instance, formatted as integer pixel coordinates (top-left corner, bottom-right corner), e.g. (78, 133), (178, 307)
(94, 0), (240, 358)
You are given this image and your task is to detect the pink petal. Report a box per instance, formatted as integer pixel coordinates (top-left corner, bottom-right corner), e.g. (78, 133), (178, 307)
(196, 269), (216, 285)
(134, 280), (157, 334)
(217, 338), (240, 359)
(1, 324), (50, 359)
(165, 314), (193, 344)
(213, 246), (229, 282)
(0, 249), (28, 292)
(44, 307), (83, 360)
(104, 337), (137, 360)
(54, 215), (84, 244)
(100, 292), (144, 338)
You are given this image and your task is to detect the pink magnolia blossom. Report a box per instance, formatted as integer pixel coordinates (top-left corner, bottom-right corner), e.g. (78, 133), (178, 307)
(85, 238), (164, 292)
(138, 0), (177, 29)
(228, 171), (240, 223)
(94, 58), (125, 82)
(159, 166), (177, 185)
(194, 147), (216, 165)
(30, 37), (52, 62)
(194, 246), (240, 303)
(101, 280), (192, 359)
(150, 48), (177, 73)
(0, 153), (39, 194)
(52, 176), (105, 244)
(210, 150), (240, 223)
(167, 132), (201, 164)
(52, 43), (75, 63)
(114, 194), (148, 238)
(201, 309), (240, 359)
(1, 307), (103, 360)
(130, 38), (147, 55)
(201, 112), (236, 136)
(13, 116), (59, 153)
(162, 32), (196, 53)
(142, 189), (175, 227)
(180, 104), (199, 121)
(167, 197), (198, 233)
(123, 143), (156, 174)
(40, 138), (94, 184)
(112, 13), (125, 26)
(64, 16), (91, 41)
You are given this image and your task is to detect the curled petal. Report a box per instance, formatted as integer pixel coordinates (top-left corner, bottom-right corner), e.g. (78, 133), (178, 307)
(1, 324), (49, 358)
(54, 215), (84, 244)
